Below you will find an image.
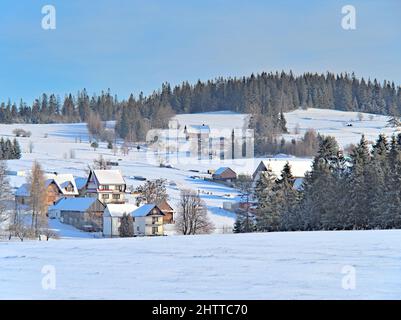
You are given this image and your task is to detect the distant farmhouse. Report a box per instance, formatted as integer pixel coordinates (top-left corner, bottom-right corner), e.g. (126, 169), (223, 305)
(212, 167), (237, 183)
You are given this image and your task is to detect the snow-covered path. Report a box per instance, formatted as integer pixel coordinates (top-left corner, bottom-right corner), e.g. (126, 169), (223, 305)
(1, 230), (401, 299)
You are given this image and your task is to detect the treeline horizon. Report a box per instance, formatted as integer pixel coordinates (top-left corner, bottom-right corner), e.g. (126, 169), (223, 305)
(1, 71), (401, 147)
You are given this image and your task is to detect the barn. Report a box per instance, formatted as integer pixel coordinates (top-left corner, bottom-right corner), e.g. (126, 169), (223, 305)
(48, 197), (105, 232)
(212, 167), (237, 182)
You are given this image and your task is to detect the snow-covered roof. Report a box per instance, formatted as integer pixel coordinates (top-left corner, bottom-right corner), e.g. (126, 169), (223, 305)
(49, 197), (98, 212)
(93, 170), (125, 185)
(131, 204), (164, 217)
(15, 183), (30, 197)
(104, 203), (139, 218)
(258, 159), (313, 178)
(214, 167), (234, 175)
(42, 173), (79, 196)
(15, 173), (79, 197)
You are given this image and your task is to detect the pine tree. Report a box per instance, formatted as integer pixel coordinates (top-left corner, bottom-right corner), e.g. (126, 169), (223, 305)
(254, 166), (278, 231)
(384, 135), (401, 228)
(348, 135), (371, 229)
(386, 116), (400, 128)
(277, 163), (299, 231)
(279, 110), (288, 133)
(12, 138), (21, 159)
(300, 136), (340, 230)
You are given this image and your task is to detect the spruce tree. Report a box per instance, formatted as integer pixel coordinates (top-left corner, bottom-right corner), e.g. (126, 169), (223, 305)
(12, 138), (21, 159)
(348, 135), (371, 229)
(277, 163), (299, 231)
(300, 136), (340, 230)
(119, 213), (134, 237)
(254, 166), (278, 231)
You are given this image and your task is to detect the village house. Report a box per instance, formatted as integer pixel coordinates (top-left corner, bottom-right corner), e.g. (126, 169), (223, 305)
(85, 170), (126, 204)
(132, 204), (165, 236)
(15, 173), (79, 206)
(212, 167), (237, 182)
(48, 197), (105, 232)
(103, 203), (139, 237)
(157, 200), (175, 224)
(103, 203), (165, 237)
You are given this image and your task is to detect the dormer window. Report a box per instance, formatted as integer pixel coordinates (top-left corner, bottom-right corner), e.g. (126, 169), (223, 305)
(101, 185), (110, 190)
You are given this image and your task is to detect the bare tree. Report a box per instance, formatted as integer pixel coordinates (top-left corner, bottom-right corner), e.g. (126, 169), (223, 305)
(86, 111), (104, 138)
(41, 225), (58, 241)
(93, 155), (110, 170)
(135, 179), (168, 205)
(175, 189), (214, 235)
(8, 206), (33, 241)
(27, 161), (47, 236)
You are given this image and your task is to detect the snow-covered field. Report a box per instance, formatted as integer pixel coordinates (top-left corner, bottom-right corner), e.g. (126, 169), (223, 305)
(284, 108), (397, 148)
(0, 109), (400, 299)
(1, 230), (401, 299)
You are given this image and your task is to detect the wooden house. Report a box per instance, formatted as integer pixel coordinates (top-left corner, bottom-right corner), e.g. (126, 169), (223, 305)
(15, 173), (79, 206)
(157, 200), (175, 224)
(131, 204), (165, 236)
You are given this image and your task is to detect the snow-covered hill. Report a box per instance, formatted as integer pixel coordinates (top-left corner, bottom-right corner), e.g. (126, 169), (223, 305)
(283, 108), (397, 148)
(2, 230), (401, 299)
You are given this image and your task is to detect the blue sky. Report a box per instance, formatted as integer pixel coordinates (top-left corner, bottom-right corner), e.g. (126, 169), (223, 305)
(0, 0), (400, 103)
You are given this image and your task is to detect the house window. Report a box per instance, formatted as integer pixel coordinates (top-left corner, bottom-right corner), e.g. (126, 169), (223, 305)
(152, 217), (158, 224)
(152, 227), (158, 235)
(118, 185), (124, 191)
(102, 194), (110, 199)
(101, 185), (110, 190)
(113, 194), (120, 200)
